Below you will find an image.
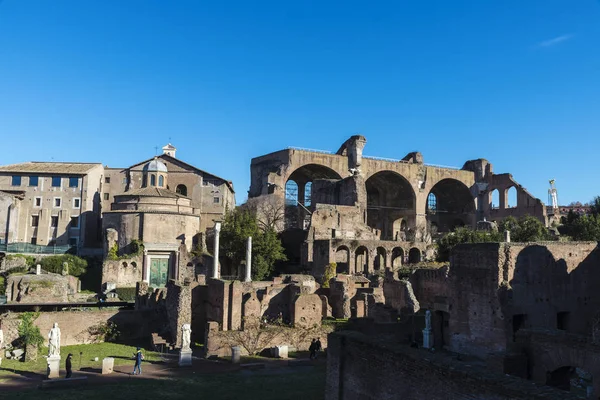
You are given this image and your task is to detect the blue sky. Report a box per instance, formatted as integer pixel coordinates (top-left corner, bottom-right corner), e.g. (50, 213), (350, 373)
(0, 1), (598, 205)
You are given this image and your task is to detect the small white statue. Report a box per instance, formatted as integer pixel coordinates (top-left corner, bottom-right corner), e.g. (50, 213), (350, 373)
(48, 323), (61, 357)
(425, 310), (432, 331)
(181, 324), (191, 351)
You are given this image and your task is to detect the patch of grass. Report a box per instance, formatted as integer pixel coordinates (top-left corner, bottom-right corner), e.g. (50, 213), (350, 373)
(0, 343), (161, 377)
(7, 364), (327, 400)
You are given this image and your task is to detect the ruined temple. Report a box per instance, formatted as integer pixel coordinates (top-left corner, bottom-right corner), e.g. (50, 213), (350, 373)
(248, 136), (547, 276)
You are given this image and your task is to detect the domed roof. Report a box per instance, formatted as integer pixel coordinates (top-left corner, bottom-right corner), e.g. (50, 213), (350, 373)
(143, 157), (168, 173)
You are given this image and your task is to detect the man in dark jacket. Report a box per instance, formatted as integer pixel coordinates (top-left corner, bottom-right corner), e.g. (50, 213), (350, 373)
(315, 338), (322, 359)
(65, 353), (73, 378)
(309, 339), (317, 360)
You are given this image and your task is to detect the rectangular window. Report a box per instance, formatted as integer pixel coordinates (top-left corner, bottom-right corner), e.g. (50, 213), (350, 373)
(69, 177), (79, 188)
(73, 198), (81, 209)
(54, 198), (61, 208)
(103, 193), (109, 201)
(11, 176), (21, 186)
(105, 177), (111, 184)
(29, 176), (39, 187)
(70, 216), (79, 227)
(34, 197), (42, 207)
(51, 216), (59, 227)
(52, 176), (61, 187)
(68, 238), (78, 246)
(213, 197), (220, 204)
(31, 215), (39, 227)
(30, 237), (37, 245)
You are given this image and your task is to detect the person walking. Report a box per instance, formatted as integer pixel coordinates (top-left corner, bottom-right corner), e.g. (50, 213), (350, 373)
(132, 347), (144, 375)
(65, 353), (73, 378)
(309, 339), (317, 360)
(315, 338), (322, 359)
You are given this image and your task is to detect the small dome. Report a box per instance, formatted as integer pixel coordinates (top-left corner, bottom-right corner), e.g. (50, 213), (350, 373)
(143, 157), (168, 173)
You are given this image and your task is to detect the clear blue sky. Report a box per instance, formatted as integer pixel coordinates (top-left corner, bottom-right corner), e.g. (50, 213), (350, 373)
(1, 1), (599, 205)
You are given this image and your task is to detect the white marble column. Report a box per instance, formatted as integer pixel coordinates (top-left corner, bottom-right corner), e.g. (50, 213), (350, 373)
(245, 236), (252, 282)
(212, 222), (221, 279)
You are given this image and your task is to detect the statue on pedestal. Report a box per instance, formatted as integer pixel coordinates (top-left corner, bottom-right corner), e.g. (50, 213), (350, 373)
(425, 310), (432, 331)
(181, 324), (191, 351)
(48, 323), (61, 357)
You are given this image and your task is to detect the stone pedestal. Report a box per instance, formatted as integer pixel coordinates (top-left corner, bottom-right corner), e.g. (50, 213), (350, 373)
(102, 357), (114, 374)
(178, 349), (192, 367)
(422, 329), (433, 349)
(231, 346), (241, 364)
(47, 355), (61, 379)
(274, 345), (288, 359)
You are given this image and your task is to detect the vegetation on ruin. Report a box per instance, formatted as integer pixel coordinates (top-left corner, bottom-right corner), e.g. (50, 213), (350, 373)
(437, 215), (551, 261)
(220, 208), (287, 280)
(16, 312), (45, 354)
(321, 262), (337, 288)
(87, 321), (120, 343)
(39, 254), (88, 277)
(114, 287), (137, 302)
(107, 239), (144, 261)
(6, 253), (36, 267)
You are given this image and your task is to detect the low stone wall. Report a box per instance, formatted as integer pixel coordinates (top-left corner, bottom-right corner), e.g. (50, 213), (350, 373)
(1, 310), (150, 347)
(326, 331), (583, 400)
(5, 273), (78, 303)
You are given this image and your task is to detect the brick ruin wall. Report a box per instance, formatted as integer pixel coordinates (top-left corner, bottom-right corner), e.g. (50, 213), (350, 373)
(0, 310), (151, 347)
(326, 331), (583, 400)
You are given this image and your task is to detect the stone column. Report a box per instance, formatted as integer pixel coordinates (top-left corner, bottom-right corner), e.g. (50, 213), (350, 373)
(36, 264), (41, 275)
(245, 236), (252, 282)
(143, 250), (150, 283)
(504, 230), (511, 243)
(212, 222), (221, 279)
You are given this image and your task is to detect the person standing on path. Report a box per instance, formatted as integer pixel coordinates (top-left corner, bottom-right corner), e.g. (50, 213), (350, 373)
(132, 347), (144, 375)
(65, 353), (73, 378)
(309, 339), (317, 360)
(315, 338), (322, 359)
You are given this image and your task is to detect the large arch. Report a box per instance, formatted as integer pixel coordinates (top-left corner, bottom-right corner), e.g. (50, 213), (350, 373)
(374, 247), (387, 270)
(366, 171), (416, 240)
(285, 164), (342, 230)
(391, 247), (404, 268)
(425, 178), (476, 232)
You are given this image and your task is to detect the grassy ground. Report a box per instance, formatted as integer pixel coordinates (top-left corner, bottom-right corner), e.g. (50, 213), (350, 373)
(3, 364), (326, 400)
(0, 343), (161, 378)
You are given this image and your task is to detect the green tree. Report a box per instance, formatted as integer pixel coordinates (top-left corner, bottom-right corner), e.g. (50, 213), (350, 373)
(18, 312), (45, 355)
(589, 196), (600, 218)
(220, 208), (287, 281)
(570, 215), (600, 241)
(321, 263), (337, 288)
(511, 215), (550, 242)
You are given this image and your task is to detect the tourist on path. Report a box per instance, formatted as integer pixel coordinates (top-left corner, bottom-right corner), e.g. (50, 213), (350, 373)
(309, 339), (317, 360)
(65, 353), (73, 378)
(132, 347), (144, 375)
(315, 338), (322, 359)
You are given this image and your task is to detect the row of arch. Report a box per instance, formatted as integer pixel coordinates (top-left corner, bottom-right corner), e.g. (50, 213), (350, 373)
(490, 187), (518, 209)
(284, 163), (476, 235)
(335, 245), (422, 275)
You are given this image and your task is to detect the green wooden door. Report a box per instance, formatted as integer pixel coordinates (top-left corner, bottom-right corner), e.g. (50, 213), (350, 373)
(149, 258), (169, 288)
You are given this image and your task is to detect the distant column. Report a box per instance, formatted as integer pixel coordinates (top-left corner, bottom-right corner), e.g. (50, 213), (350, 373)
(504, 230), (511, 243)
(212, 222), (222, 279)
(245, 237), (252, 282)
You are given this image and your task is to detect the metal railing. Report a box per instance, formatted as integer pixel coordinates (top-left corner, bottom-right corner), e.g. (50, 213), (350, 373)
(0, 243), (75, 254)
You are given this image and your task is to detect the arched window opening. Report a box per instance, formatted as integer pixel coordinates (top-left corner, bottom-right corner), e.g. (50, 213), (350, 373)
(304, 182), (312, 207)
(491, 189), (500, 209)
(392, 248), (404, 268)
(335, 246), (349, 274)
(507, 187), (518, 208)
(285, 180), (298, 206)
(142, 175), (147, 187)
(408, 248), (421, 264)
(355, 246), (369, 275)
(176, 184), (188, 196)
(158, 175), (164, 187)
(374, 247), (386, 270)
(427, 193), (437, 213)
(150, 174), (156, 187)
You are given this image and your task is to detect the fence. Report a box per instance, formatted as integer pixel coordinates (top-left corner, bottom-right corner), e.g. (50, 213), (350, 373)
(0, 243), (75, 255)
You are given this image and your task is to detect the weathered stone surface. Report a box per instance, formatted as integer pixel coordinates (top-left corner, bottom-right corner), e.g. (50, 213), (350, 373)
(102, 357), (114, 374)
(292, 294), (322, 328)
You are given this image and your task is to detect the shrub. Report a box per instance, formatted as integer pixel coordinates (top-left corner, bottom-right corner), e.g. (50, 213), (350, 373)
(114, 287), (136, 302)
(6, 254), (36, 267)
(40, 254), (88, 277)
(87, 321), (120, 343)
(322, 262), (337, 288)
(18, 312), (45, 353)
(107, 240), (144, 261)
(0, 276), (5, 295)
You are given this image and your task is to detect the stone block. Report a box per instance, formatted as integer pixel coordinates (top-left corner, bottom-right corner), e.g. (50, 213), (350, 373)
(231, 346), (241, 364)
(102, 357), (114, 374)
(11, 349), (24, 359)
(274, 345), (288, 359)
(178, 349), (192, 367)
(47, 355), (61, 379)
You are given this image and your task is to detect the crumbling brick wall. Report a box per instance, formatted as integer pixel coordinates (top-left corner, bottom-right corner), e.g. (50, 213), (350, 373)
(326, 331), (583, 400)
(166, 280), (192, 348)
